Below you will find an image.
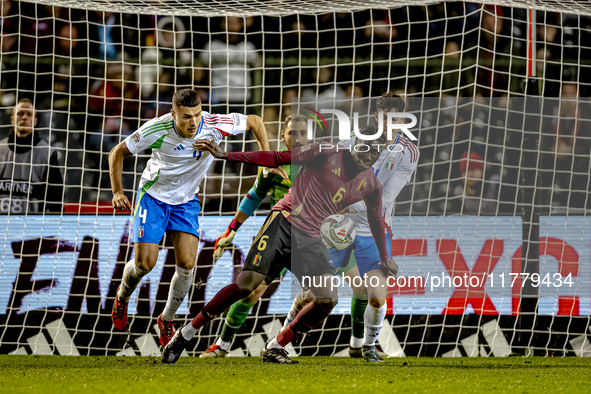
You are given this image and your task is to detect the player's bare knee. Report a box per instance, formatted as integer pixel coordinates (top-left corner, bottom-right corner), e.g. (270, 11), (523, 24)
(175, 257), (196, 270)
(243, 284), (267, 303)
(135, 257), (156, 272)
(368, 298), (386, 308)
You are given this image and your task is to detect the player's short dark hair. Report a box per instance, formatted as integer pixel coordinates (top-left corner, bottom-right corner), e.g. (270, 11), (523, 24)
(356, 125), (386, 144)
(173, 89), (201, 108)
(376, 92), (405, 113)
(283, 114), (307, 130)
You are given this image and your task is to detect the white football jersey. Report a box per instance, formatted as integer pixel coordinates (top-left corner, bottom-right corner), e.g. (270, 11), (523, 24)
(341, 134), (419, 236)
(124, 111), (248, 205)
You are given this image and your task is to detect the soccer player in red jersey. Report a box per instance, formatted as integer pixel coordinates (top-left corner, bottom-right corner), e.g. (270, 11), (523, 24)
(162, 125), (398, 364)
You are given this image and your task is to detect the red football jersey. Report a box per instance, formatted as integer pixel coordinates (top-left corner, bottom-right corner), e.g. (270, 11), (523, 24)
(228, 143), (388, 260)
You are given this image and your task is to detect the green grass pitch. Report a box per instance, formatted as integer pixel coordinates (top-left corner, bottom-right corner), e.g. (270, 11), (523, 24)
(1, 355), (590, 394)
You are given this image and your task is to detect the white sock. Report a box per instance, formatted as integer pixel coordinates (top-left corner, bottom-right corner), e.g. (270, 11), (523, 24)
(350, 336), (363, 348)
(267, 336), (283, 349)
(161, 266), (194, 321)
(216, 337), (231, 351)
(117, 260), (149, 303)
(282, 309), (296, 331)
(181, 323), (197, 341)
(363, 304), (387, 346)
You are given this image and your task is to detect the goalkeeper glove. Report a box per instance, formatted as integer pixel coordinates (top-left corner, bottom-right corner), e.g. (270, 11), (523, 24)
(213, 219), (243, 261)
(379, 257), (399, 278)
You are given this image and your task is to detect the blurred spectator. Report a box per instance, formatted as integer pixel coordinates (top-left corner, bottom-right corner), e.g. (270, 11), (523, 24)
(303, 65), (345, 99)
(192, 65), (209, 104)
(200, 17), (260, 113)
(354, 9), (397, 59)
(281, 15), (316, 56)
(474, 5), (513, 97)
(0, 0), (17, 55)
(55, 24), (85, 57)
(89, 62), (140, 118)
(316, 12), (361, 58)
(445, 41), (460, 58)
(340, 84), (368, 115)
(86, 117), (130, 195)
(537, 12), (561, 59)
(541, 84), (590, 209)
(137, 16), (192, 101)
(536, 47), (551, 77)
(141, 69), (175, 119)
(0, 98), (63, 213)
(1, 0), (16, 32)
(20, 2), (54, 55)
(452, 151), (499, 215)
(551, 83), (581, 161)
(92, 11), (119, 61)
(0, 1), (18, 109)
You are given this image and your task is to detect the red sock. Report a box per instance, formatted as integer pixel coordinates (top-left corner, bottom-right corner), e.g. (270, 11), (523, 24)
(287, 301), (333, 339)
(276, 302), (315, 347)
(190, 282), (249, 330)
(277, 325), (295, 347)
(191, 311), (208, 330)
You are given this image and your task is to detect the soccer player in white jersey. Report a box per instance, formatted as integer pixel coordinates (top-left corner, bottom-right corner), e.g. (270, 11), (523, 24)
(283, 92), (419, 362)
(108, 89), (270, 347)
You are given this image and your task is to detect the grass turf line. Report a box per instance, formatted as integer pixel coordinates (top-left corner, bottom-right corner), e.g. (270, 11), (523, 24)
(1, 356), (590, 394)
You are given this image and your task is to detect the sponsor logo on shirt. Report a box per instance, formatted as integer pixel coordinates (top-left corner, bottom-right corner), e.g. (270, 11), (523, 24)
(131, 132), (141, 144)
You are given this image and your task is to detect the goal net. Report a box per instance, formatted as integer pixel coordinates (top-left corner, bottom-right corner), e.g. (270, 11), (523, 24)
(0, 0), (590, 358)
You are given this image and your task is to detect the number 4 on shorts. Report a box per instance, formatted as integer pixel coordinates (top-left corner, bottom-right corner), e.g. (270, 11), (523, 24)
(139, 206), (147, 223)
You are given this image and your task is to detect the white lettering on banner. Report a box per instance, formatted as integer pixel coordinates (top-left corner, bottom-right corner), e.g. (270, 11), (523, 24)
(0, 198), (26, 213)
(0, 181), (32, 194)
(0, 216), (588, 316)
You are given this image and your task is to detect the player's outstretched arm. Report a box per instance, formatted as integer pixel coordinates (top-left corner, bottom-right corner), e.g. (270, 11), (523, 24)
(194, 140), (291, 167)
(246, 115), (270, 152)
(363, 182), (398, 277)
(109, 141), (133, 210)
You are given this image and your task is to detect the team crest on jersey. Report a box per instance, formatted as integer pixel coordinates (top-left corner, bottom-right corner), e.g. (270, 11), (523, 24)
(357, 179), (367, 192)
(386, 161), (395, 170)
(253, 253), (262, 266)
(300, 143), (312, 152)
(131, 132), (141, 144)
(138, 226), (144, 238)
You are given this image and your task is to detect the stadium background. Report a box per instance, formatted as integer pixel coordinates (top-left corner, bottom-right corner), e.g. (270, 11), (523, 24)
(0, 0), (590, 358)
